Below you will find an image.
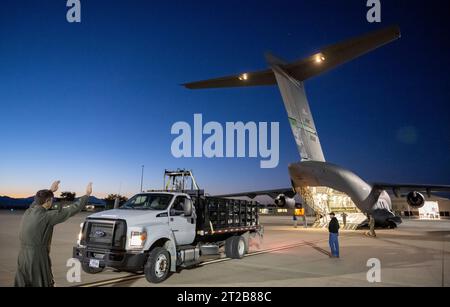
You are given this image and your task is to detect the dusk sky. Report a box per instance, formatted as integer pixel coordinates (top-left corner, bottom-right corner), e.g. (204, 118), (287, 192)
(1, 0), (449, 198)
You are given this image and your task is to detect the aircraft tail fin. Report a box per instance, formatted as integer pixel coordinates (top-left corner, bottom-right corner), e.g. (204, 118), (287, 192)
(183, 26), (401, 161)
(270, 62), (326, 162)
(265, 52), (288, 66)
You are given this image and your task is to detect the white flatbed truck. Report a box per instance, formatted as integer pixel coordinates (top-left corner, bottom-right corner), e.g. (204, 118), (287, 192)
(73, 170), (262, 283)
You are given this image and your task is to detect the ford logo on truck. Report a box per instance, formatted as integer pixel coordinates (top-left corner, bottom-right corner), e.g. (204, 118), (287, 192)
(93, 230), (106, 238)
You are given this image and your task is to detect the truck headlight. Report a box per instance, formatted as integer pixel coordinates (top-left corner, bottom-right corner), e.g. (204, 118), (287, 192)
(130, 231), (147, 248)
(77, 222), (84, 246)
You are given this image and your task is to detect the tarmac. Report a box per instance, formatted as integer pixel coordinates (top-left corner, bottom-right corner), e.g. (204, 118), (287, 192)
(0, 211), (449, 287)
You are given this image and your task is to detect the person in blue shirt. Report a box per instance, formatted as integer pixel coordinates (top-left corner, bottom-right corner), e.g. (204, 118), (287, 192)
(328, 212), (340, 258)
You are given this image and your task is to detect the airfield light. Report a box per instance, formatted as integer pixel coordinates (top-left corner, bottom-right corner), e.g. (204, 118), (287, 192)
(239, 73), (249, 81)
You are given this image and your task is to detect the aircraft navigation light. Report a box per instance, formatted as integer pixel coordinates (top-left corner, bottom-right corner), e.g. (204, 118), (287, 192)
(315, 54), (326, 63)
(239, 73), (249, 81)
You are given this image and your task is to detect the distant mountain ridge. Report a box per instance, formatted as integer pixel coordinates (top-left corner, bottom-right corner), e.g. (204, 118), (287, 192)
(0, 195), (105, 209)
(0, 195), (35, 209)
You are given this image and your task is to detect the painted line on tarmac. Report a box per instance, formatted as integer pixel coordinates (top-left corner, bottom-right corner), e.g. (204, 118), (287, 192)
(74, 239), (327, 288)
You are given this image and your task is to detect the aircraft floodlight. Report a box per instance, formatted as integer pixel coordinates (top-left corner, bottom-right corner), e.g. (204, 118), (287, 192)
(239, 73), (249, 81)
(315, 54), (326, 63)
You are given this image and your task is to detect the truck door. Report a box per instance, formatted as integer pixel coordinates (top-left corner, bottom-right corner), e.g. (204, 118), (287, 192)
(169, 196), (196, 245)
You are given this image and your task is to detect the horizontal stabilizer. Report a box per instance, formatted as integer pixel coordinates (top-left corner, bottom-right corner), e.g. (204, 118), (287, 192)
(183, 69), (276, 89)
(183, 26), (400, 89)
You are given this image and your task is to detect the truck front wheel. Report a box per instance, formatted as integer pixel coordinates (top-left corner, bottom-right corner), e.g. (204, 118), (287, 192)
(144, 247), (171, 283)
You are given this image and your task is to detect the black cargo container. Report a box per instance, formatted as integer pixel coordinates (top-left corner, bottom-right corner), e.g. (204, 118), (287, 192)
(182, 190), (260, 237)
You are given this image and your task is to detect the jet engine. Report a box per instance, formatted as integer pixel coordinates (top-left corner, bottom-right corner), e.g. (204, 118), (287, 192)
(406, 191), (425, 209)
(274, 194), (296, 208)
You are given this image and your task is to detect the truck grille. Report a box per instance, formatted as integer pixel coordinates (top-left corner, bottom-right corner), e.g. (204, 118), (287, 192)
(82, 219), (127, 249)
(88, 222), (114, 245)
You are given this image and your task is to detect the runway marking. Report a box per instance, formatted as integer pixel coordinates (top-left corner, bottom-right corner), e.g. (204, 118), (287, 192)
(74, 239), (328, 287)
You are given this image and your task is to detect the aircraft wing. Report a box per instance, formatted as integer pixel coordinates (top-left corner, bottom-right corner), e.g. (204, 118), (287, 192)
(215, 183), (450, 199)
(373, 183), (450, 197)
(183, 26), (400, 89)
(214, 188), (295, 199)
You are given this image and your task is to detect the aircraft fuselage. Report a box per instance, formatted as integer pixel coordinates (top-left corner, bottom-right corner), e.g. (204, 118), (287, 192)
(288, 161), (402, 228)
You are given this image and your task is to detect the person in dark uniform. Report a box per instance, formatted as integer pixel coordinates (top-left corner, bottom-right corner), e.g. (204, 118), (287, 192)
(293, 213), (298, 228)
(14, 181), (93, 287)
(341, 212), (348, 227)
(367, 214), (376, 237)
(328, 212), (340, 258)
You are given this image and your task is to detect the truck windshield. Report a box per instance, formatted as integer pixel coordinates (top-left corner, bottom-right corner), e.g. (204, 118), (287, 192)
(120, 194), (173, 210)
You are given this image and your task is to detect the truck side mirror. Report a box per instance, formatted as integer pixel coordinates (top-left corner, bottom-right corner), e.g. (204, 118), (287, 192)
(184, 200), (193, 217)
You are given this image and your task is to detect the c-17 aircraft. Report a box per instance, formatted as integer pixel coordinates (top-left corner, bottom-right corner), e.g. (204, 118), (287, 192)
(183, 26), (450, 228)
